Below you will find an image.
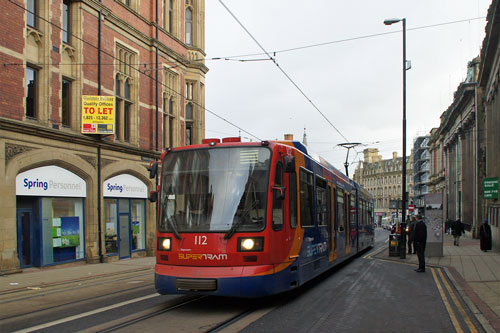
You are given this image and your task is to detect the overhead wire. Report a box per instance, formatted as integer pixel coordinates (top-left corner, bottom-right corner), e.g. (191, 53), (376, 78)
(218, 0), (351, 144)
(201, 16), (486, 61)
(6, 0), (262, 141)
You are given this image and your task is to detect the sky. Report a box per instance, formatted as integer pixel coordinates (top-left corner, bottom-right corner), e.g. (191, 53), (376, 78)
(203, 0), (491, 176)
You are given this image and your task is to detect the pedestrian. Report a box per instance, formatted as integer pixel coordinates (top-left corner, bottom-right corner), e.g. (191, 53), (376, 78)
(479, 218), (492, 252)
(452, 218), (465, 246)
(414, 214), (427, 273)
(407, 216), (416, 254)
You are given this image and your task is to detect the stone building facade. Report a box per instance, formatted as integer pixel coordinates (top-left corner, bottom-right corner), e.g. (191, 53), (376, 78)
(429, 0), (499, 249)
(353, 148), (414, 220)
(439, 59), (480, 232)
(0, 0), (207, 273)
(478, 0), (500, 249)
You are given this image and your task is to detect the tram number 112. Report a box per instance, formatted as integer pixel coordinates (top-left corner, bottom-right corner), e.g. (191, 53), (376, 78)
(195, 235), (207, 245)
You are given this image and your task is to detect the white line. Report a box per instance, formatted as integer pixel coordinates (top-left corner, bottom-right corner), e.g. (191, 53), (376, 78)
(13, 293), (160, 333)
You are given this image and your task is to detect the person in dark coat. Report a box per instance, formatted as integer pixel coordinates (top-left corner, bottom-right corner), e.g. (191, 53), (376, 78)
(407, 216), (416, 254)
(413, 214), (427, 272)
(480, 218), (492, 252)
(452, 218), (465, 246)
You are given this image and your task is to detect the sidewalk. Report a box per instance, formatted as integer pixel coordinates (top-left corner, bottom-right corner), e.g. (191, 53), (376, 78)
(375, 231), (500, 332)
(0, 256), (155, 293)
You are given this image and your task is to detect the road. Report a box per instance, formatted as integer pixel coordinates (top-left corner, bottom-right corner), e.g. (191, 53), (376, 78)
(0, 229), (484, 332)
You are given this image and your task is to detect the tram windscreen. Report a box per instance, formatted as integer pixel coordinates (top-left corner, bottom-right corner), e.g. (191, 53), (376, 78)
(159, 147), (271, 233)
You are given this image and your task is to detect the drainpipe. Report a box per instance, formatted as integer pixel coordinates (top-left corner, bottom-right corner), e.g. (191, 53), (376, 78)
(97, 8), (103, 263)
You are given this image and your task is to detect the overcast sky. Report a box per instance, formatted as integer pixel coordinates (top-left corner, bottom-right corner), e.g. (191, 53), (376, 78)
(204, 0), (491, 176)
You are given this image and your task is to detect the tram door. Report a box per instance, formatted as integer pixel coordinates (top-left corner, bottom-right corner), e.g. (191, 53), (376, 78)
(118, 199), (131, 259)
(328, 185), (337, 261)
(271, 161), (295, 263)
(17, 209), (35, 268)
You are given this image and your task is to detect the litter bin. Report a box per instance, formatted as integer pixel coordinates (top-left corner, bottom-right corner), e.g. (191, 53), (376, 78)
(389, 234), (400, 257)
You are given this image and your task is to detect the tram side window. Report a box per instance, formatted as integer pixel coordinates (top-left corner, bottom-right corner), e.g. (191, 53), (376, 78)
(290, 172), (298, 228)
(337, 189), (346, 232)
(272, 162), (284, 230)
(316, 177), (327, 226)
(299, 169), (314, 227)
(350, 194), (356, 227)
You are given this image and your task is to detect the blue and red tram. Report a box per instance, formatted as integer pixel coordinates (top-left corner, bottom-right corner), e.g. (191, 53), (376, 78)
(152, 137), (374, 297)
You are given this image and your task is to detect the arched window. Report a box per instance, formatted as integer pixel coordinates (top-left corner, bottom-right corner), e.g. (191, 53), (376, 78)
(115, 74), (121, 139)
(124, 79), (131, 142)
(185, 7), (192, 45)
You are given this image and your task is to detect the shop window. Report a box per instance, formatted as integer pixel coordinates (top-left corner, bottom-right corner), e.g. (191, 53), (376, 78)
(131, 200), (146, 250)
(105, 199), (118, 254)
(41, 197), (84, 265)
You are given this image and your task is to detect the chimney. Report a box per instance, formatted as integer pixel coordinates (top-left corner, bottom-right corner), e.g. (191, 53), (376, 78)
(393, 152), (398, 159)
(284, 134), (294, 140)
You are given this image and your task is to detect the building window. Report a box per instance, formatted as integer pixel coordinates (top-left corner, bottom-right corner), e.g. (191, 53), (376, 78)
(185, 7), (193, 45)
(164, 0), (174, 32)
(124, 79), (131, 142)
(27, 0), (37, 28)
(61, 78), (71, 127)
(169, 0), (174, 32)
(163, 95), (168, 149)
(26, 66), (37, 119)
(185, 97), (193, 145)
(62, 0), (71, 44)
(169, 97), (174, 147)
(115, 75), (121, 139)
(115, 45), (136, 143)
(185, 82), (193, 100)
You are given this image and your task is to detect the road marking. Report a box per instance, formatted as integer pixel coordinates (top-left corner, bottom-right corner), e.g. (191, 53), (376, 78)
(12, 293), (159, 333)
(431, 267), (463, 333)
(437, 268), (478, 333)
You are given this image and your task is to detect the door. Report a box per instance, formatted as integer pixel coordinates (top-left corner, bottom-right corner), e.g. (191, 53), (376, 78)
(17, 209), (34, 268)
(118, 199), (131, 259)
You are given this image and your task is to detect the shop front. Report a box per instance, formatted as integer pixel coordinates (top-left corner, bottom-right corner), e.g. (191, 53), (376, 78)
(15, 166), (86, 268)
(103, 174), (147, 259)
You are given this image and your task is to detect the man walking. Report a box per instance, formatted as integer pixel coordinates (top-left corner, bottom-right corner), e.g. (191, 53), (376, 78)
(414, 214), (427, 273)
(452, 218), (465, 246)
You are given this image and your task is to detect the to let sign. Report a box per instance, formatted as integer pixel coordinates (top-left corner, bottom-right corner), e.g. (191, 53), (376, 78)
(81, 96), (115, 134)
(483, 178), (498, 199)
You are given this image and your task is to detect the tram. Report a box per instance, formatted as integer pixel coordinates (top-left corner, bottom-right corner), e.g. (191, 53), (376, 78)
(150, 137), (374, 297)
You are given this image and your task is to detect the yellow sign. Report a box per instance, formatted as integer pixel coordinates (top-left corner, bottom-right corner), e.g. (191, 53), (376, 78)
(81, 96), (115, 134)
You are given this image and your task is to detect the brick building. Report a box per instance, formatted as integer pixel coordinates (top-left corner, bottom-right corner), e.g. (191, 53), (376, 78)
(0, 0), (207, 273)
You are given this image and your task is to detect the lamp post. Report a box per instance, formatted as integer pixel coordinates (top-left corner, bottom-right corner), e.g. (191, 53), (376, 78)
(384, 17), (407, 259)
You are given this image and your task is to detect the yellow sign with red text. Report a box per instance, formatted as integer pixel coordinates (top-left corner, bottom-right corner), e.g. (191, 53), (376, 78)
(81, 96), (115, 134)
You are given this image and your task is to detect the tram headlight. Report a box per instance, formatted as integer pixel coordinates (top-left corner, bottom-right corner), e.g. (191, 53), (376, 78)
(158, 237), (172, 251)
(238, 237), (264, 252)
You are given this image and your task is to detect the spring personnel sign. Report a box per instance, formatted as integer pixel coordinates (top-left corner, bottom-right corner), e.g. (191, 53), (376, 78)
(81, 95), (115, 134)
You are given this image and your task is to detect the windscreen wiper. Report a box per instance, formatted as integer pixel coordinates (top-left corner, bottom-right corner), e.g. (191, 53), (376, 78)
(168, 216), (182, 240)
(224, 201), (257, 240)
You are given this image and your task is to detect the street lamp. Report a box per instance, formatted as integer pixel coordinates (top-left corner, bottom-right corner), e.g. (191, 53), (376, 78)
(384, 17), (407, 259)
